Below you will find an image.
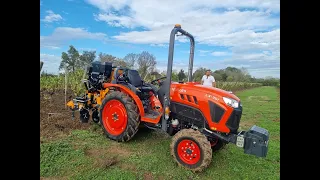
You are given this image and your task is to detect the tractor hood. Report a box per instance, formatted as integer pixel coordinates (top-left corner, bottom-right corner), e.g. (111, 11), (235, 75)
(194, 84), (240, 101)
(172, 82), (240, 102)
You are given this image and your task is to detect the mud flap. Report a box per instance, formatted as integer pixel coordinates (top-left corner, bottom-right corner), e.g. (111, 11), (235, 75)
(241, 125), (269, 158)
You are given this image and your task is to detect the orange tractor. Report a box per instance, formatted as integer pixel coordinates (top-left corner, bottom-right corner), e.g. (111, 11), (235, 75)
(67, 24), (269, 172)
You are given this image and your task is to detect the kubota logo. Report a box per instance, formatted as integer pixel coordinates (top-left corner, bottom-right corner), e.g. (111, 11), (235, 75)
(171, 88), (186, 93)
(205, 94), (219, 101)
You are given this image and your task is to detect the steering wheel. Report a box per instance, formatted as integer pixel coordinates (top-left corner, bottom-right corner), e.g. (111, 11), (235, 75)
(150, 76), (167, 86)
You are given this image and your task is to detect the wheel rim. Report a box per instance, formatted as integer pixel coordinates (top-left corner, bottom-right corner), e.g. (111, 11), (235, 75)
(177, 139), (201, 165)
(210, 139), (218, 147)
(102, 100), (128, 136)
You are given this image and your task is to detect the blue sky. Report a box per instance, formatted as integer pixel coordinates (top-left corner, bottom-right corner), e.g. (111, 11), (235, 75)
(40, 0), (280, 78)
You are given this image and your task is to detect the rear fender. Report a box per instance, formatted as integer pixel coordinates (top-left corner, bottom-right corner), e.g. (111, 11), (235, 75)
(102, 83), (145, 116)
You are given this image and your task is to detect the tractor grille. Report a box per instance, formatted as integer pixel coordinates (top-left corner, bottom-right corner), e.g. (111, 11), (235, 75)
(179, 94), (198, 105)
(226, 105), (242, 133)
(209, 101), (225, 123)
(170, 102), (205, 125)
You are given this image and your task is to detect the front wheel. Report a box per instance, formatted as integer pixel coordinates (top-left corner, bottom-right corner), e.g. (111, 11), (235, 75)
(170, 129), (212, 172)
(210, 138), (227, 152)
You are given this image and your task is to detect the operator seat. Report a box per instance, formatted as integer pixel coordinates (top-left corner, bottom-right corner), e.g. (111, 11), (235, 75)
(126, 70), (153, 91)
(111, 67), (126, 84)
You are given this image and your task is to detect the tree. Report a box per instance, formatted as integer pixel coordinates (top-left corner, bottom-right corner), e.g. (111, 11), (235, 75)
(59, 45), (80, 72)
(144, 71), (161, 82)
(226, 76), (234, 82)
(171, 71), (179, 82)
(212, 72), (222, 81)
(123, 53), (139, 68)
(99, 53), (129, 67)
(150, 71), (161, 78)
(225, 67), (241, 73)
(99, 53), (117, 63)
(113, 58), (128, 67)
(192, 67), (206, 82)
(178, 69), (187, 81)
(137, 51), (157, 80)
(79, 51), (96, 67)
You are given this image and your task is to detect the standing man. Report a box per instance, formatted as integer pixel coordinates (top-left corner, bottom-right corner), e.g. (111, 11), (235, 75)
(201, 70), (216, 87)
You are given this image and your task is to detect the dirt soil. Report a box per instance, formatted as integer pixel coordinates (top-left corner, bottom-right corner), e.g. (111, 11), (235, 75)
(40, 90), (90, 140)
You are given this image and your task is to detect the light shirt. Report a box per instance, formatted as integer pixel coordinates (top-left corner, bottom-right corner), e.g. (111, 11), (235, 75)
(202, 75), (215, 87)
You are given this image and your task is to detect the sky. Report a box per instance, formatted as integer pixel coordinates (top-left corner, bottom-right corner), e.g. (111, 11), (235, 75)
(40, 0), (280, 78)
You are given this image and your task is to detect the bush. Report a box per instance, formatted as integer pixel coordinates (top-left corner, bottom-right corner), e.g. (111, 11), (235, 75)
(216, 82), (262, 92)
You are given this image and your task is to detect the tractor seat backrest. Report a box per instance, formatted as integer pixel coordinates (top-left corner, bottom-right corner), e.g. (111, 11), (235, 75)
(112, 67), (126, 84)
(113, 68), (124, 79)
(127, 70), (142, 87)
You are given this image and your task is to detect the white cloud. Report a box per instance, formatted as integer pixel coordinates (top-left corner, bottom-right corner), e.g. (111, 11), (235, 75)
(198, 50), (210, 56)
(198, 50), (230, 57)
(99, 2), (279, 51)
(199, 50), (210, 53)
(211, 51), (229, 56)
(86, 0), (130, 11)
(150, 44), (168, 48)
(40, 54), (61, 74)
(41, 10), (63, 23)
(94, 13), (136, 28)
(40, 27), (108, 49)
(86, 0), (280, 77)
(79, 48), (97, 51)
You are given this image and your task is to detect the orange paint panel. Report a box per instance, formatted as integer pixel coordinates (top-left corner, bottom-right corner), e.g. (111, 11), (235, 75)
(102, 83), (145, 116)
(169, 83), (238, 133)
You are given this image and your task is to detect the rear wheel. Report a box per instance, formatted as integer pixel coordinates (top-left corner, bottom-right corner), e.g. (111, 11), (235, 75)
(170, 129), (212, 172)
(99, 91), (140, 142)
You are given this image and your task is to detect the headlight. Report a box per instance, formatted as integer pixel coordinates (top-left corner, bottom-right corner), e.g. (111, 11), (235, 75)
(223, 97), (239, 108)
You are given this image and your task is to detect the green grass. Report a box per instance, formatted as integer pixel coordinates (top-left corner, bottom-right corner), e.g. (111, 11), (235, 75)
(40, 86), (280, 180)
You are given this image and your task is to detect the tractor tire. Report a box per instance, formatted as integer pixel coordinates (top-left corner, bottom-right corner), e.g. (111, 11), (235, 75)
(211, 139), (227, 152)
(99, 91), (140, 142)
(170, 129), (212, 172)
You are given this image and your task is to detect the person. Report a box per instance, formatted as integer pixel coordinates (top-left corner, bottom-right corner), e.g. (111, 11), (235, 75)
(201, 70), (216, 87)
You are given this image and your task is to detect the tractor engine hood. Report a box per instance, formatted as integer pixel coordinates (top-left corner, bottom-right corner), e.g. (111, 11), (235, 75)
(195, 84), (240, 102)
(178, 82), (240, 102)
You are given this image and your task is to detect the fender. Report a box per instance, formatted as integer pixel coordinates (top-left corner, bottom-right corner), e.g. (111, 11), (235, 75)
(102, 83), (145, 116)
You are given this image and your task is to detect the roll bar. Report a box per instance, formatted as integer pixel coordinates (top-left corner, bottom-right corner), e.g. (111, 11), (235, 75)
(166, 24), (195, 82)
(159, 24), (195, 132)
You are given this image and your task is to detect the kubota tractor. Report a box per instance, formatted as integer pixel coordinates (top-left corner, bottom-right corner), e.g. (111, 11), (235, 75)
(67, 24), (269, 172)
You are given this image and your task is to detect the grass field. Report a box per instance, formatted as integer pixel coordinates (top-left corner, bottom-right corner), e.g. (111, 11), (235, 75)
(40, 86), (280, 180)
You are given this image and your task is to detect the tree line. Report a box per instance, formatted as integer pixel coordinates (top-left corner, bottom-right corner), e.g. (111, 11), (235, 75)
(50, 45), (279, 86)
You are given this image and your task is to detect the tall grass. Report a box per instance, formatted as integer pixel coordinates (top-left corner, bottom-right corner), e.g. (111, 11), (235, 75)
(40, 70), (85, 96)
(40, 70), (262, 95)
(216, 82), (262, 92)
